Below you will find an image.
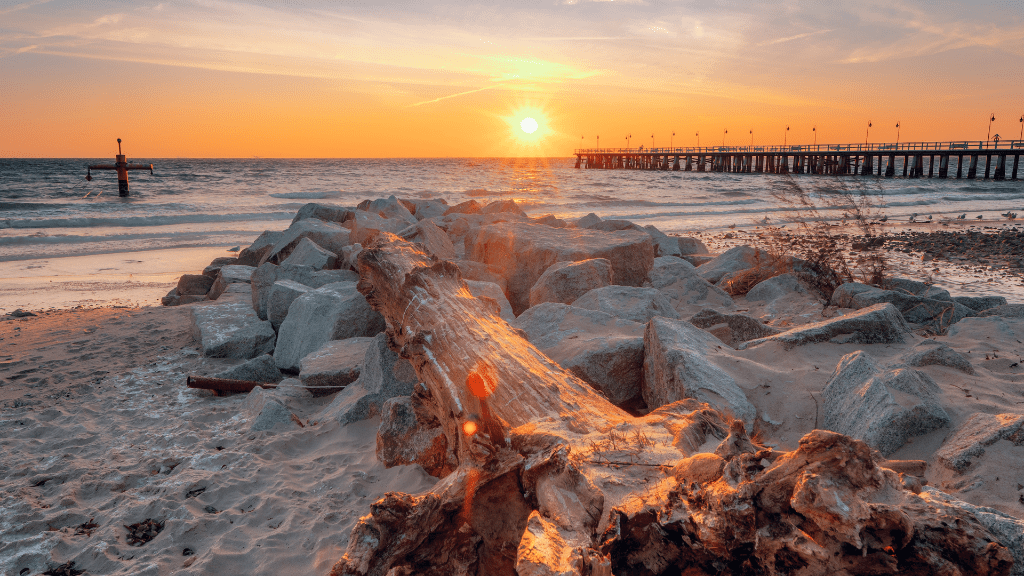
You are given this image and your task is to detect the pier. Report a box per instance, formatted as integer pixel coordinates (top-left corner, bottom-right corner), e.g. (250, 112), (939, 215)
(574, 140), (1023, 180)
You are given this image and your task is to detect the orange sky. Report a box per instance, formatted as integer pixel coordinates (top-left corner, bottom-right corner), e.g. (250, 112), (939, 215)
(2, 1), (1023, 157)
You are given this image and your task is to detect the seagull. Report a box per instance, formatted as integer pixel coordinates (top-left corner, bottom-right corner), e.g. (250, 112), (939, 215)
(227, 246), (240, 252)
(926, 214), (932, 220)
(879, 215), (888, 222)
(909, 213), (917, 222)
(1008, 212), (1018, 220)
(976, 215), (984, 220)
(957, 213), (966, 220)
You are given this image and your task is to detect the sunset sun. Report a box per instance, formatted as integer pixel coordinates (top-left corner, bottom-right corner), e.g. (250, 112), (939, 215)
(520, 117), (539, 134)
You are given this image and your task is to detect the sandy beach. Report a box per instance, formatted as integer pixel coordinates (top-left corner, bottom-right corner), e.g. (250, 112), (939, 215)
(3, 199), (1024, 575)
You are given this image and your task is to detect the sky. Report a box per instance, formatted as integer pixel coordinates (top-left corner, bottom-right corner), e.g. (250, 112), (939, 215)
(1, 0), (1022, 157)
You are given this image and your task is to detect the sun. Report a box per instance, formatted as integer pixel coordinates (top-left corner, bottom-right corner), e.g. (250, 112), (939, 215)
(520, 117), (539, 134)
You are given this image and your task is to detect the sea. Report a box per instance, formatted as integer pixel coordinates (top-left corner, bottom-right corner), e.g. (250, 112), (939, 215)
(2, 157), (1023, 311)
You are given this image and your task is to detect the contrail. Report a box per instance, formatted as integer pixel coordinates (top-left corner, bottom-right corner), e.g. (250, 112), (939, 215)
(408, 84), (504, 107)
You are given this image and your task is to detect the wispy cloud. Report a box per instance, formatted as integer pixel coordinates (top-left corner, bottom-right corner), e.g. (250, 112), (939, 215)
(758, 29), (833, 47)
(408, 84), (504, 107)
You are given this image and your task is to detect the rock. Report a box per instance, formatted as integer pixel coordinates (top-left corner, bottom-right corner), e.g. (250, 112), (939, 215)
(884, 277), (953, 301)
(515, 511), (588, 576)
(273, 282), (385, 372)
(466, 280), (515, 322)
(237, 230), (284, 266)
(346, 210), (408, 246)
(341, 244), (362, 270)
(645, 256), (734, 316)
(161, 288), (179, 306)
(403, 198), (448, 221)
(250, 262), (359, 320)
(202, 256), (239, 278)
(443, 199), (482, 216)
(362, 195), (417, 225)
(902, 341), (975, 374)
(572, 285), (679, 324)
(977, 304), (1024, 318)
(376, 393), (451, 477)
(681, 254), (716, 267)
(822, 350), (950, 455)
(399, 219), (457, 261)
(512, 303), (643, 407)
(180, 294), (209, 305)
(481, 199), (526, 217)
(212, 354), (282, 383)
(921, 486), (1024, 575)
(643, 316), (755, 423)
(643, 225), (682, 257)
(280, 237), (337, 270)
(671, 452), (725, 485)
(584, 219), (643, 233)
(528, 259), (613, 308)
(696, 246), (767, 284)
(677, 236), (709, 255)
(452, 260), (507, 293)
(936, 413), (1024, 472)
(298, 337), (374, 393)
(315, 333), (419, 424)
(645, 256), (696, 288)
(260, 219), (346, 265)
(954, 295), (1009, 312)
(831, 282), (972, 328)
(533, 214), (567, 228)
(572, 213), (601, 229)
(267, 280), (312, 331)
(190, 302), (276, 359)
(739, 303), (913, 349)
(291, 202), (352, 225)
(466, 222), (654, 315)
(688, 309), (781, 348)
(746, 272), (806, 302)
(242, 386), (296, 431)
(208, 264), (256, 300)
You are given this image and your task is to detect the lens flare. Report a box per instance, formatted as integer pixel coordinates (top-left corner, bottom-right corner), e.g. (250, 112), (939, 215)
(463, 421), (478, 436)
(520, 117), (539, 134)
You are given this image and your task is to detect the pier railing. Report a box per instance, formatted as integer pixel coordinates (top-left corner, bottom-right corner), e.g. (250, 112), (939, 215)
(575, 140), (1024, 155)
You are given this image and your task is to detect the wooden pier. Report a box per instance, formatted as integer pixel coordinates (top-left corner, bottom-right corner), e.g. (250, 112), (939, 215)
(574, 140), (1023, 180)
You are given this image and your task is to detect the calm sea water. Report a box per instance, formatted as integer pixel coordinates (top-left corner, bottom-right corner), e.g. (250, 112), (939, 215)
(2, 157), (1022, 263)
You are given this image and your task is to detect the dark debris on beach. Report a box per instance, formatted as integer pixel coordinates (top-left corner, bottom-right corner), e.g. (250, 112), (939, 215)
(124, 518), (164, 547)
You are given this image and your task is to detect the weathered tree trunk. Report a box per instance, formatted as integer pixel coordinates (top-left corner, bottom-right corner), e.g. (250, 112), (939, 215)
(330, 233), (1013, 576)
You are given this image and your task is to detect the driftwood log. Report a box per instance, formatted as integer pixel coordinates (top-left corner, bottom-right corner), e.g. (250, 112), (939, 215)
(330, 233), (1013, 576)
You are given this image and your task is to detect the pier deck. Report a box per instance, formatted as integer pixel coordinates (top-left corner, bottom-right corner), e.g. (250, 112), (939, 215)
(574, 140), (1023, 180)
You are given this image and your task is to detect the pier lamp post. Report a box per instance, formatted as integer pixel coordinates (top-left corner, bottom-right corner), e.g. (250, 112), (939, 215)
(1019, 116), (1023, 142)
(627, 133), (631, 148)
(671, 132), (675, 149)
(988, 114), (996, 145)
(750, 129), (753, 147)
(896, 122), (901, 146)
(866, 121), (872, 145)
(597, 135), (600, 148)
(813, 126), (817, 146)
(784, 125), (789, 147)
(696, 131), (700, 148)
(651, 134), (655, 149)
(581, 135), (584, 150)
(723, 129), (727, 146)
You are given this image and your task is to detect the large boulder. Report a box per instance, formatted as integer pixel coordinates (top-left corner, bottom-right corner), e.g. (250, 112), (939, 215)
(977, 304), (1024, 318)
(584, 219), (643, 232)
(642, 317), (755, 424)
(177, 274), (214, 296)
(298, 337), (375, 394)
(376, 393), (452, 477)
(202, 256), (238, 279)
(465, 280), (515, 322)
(645, 256), (734, 316)
(237, 230), (284, 266)
(643, 225), (682, 257)
(267, 279), (312, 331)
(280, 237), (337, 271)
(884, 277), (953, 301)
(403, 198), (448, 221)
(481, 199), (527, 217)
(242, 386), (297, 432)
(688, 309), (781, 348)
(936, 413), (1024, 472)
(208, 264), (256, 300)
(260, 218), (347, 265)
(190, 302), (276, 359)
(901, 341), (975, 374)
(360, 195), (417, 225)
(452, 259), (507, 293)
(273, 282), (385, 372)
(291, 202), (351, 225)
(742, 273), (824, 328)
(571, 285), (679, 324)
(250, 262), (359, 320)
(822, 350), (951, 456)
(832, 282), (972, 328)
(211, 353), (282, 383)
(696, 246), (767, 284)
(954, 295), (1008, 312)
(346, 210), (409, 246)
(677, 236), (709, 255)
(528, 259), (613, 308)
(920, 487), (1024, 576)
(513, 302), (644, 407)
(399, 219), (457, 261)
(572, 213), (602, 228)
(738, 303), (912, 350)
(315, 333), (419, 425)
(443, 199), (482, 216)
(465, 221), (655, 315)
(746, 273), (805, 303)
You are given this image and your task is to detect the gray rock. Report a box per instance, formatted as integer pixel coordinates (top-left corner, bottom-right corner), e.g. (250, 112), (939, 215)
(832, 282), (972, 328)
(222, 283), (251, 295)
(677, 237), (709, 255)
(202, 256), (238, 278)
(534, 214), (568, 228)
(208, 264), (257, 300)
(688, 309), (781, 348)
(261, 218), (346, 266)
(481, 199), (527, 216)
(902, 341), (975, 374)
(376, 394), (450, 476)
(465, 221), (655, 315)
(161, 288), (180, 307)
(299, 337), (374, 393)
(341, 244), (362, 270)
(267, 280), (312, 331)
(513, 302), (644, 406)
(403, 198), (448, 221)
(347, 210), (409, 245)
(399, 219), (457, 261)
(643, 317), (755, 423)
(528, 259), (613, 308)
(920, 486), (1024, 575)
(212, 354), (282, 383)
(237, 230), (284, 266)
(572, 285), (679, 324)
(643, 225), (682, 257)
(977, 304), (1024, 318)
(250, 262), (359, 320)
(190, 302), (276, 359)
(280, 237), (337, 271)
(315, 333), (419, 425)
(361, 195), (417, 225)
(465, 280), (515, 322)
(273, 282), (385, 372)
(453, 259), (507, 293)
(739, 303), (912, 350)
(645, 256), (734, 316)
(443, 199), (482, 216)
(935, 412), (1024, 472)
(822, 350), (950, 456)
(291, 202), (352, 225)
(954, 295), (1009, 312)
(746, 273), (806, 302)
(696, 246), (767, 284)
(884, 277), (953, 301)
(646, 256), (697, 289)
(585, 219), (644, 232)
(243, 386), (296, 431)
(681, 254), (717, 267)
(573, 213), (602, 228)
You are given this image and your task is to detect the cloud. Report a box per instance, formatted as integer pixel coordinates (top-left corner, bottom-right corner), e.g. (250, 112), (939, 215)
(758, 29), (833, 47)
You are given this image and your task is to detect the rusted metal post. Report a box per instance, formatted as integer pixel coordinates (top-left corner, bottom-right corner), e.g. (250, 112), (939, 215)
(86, 139), (153, 197)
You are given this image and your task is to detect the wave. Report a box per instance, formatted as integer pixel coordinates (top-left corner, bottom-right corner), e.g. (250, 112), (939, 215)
(268, 192), (341, 199)
(0, 212), (294, 230)
(0, 229), (252, 247)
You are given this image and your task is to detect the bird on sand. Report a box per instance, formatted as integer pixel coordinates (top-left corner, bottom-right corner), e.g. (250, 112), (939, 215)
(926, 215), (932, 220)
(227, 246), (240, 252)
(957, 214), (966, 220)
(909, 213), (918, 222)
(879, 215), (888, 222)
(976, 215), (984, 220)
